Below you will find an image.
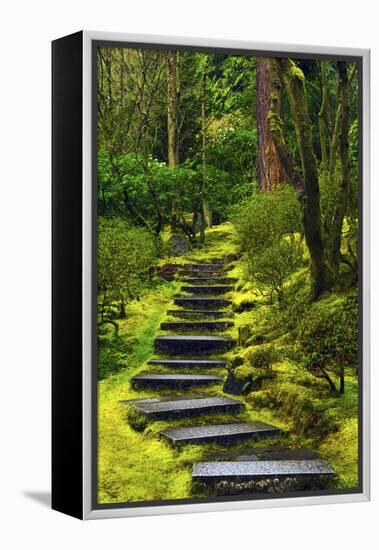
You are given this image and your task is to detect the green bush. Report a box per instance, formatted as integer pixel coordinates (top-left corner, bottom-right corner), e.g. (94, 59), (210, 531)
(98, 217), (158, 326)
(233, 185), (303, 302)
(297, 294), (358, 394)
(248, 237), (303, 302)
(233, 185), (301, 256)
(247, 345), (279, 371)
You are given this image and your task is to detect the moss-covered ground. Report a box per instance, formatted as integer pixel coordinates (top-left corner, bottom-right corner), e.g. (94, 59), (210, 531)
(98, 222), (358, 504)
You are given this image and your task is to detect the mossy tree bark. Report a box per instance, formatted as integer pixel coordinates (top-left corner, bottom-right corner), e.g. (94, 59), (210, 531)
(328, 62), (351, 278)
(269, 59), (332, 299)
(318, 61), (331, 173)
(199, 55), (209, 244)
(167, 51), (180, 230)
(256, 58), (287, 191)
(270, 59), (357, 296)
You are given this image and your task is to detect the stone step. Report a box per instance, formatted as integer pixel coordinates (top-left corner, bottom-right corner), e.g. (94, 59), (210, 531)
(147, 359), (227, 368)
(181, 285), (234, 295)
(192, 460), (335, 482)
(183, 278), (237, 285)
(161, 421), (281, 446)
(131, 373), (223, 388)
(129, 396), (244, 420)
(154, 335), (234, 355)
(160, 321), (234, 332)
(174, 297), (232, 310)
(181, 268), (223, 275)
(167, 309), (232, 319)
(183, 263), (224, 270)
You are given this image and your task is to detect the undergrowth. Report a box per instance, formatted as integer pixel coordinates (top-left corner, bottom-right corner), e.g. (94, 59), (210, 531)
(97, 222), (359, 504)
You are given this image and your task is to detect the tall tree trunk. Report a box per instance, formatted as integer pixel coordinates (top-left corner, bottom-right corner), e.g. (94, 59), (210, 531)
(199, 56), (209, 244)
(167, 51), (178, 168)
(256, 58), (287, 191)
(272, 59), (332, 299)
(318, 61), (330, 173)
(329, 62), (351, 277)
(167, 51), (180, 230)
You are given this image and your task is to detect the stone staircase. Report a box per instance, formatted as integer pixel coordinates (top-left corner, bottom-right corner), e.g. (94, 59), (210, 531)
(126, 258), (334, 494)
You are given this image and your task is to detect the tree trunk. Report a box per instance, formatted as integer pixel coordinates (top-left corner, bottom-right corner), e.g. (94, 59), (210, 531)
(167, 51), (180, 231)
(256, 58), (287, 191)
(167, 51), (179, 168)
(119, 298), (126, 319)
(319, 366), (337, 393)
(275, 58), (332, 300)
(339, 370), (345, 394)
(329, 62), (351, 278)
(200, 56), (208, 244)
(318, 61), (330, 173)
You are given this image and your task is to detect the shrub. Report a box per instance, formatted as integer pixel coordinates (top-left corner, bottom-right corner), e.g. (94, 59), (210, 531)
(297, 294), (358, 394)
(248, 237), (303, 302)
(233, 185), (303, 302)
(247, 345), (279, 371)
(233, 185), (301, 257)
(98, 217), (158, 327)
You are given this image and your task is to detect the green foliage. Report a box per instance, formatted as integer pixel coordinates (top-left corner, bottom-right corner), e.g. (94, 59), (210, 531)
(207, 128), (257, 184)
(297, 294), (358, 392)
(247, 345), (279, 371)
(233, 185), (301, 255)
(233, 186), (303, 301)
(250, 238), (304, 302)
(98, 217), (158, 323)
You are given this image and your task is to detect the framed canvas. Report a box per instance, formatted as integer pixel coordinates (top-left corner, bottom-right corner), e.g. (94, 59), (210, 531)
(52, 31), (370, 520)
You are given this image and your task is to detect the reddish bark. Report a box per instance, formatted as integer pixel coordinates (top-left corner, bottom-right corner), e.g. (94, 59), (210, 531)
(256, 58), (287, 191)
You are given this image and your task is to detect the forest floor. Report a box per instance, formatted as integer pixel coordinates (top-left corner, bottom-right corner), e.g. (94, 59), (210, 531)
(97, 223), (358, 504)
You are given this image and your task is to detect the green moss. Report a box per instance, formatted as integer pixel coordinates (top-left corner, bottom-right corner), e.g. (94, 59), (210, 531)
(319, 418), (359, 488)
(98, 222), (359, 503)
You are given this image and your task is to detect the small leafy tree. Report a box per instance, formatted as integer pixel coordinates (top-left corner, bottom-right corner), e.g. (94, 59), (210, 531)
(233, 185), (303, 302)
(248, 237), (303, 302)
(97, 217), (157, 333)
(297, 294), (358, 393)
(247, 344), (278, 371)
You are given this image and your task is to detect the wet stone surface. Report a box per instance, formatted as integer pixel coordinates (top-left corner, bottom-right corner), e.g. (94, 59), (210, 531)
(166, 309), (232, 319)
(183, 278), (237, 285)
(130, 373), (223, 388)
(161, 421), (280, 445)
(174, 297), (232, 310)
(147, 359), (227, 368)
(160, 321), (234, 332)
(181, 286), (234, 295)
(192, 460), (335, 481)
(129, 396), (244, 419)
(154, 335), (234, 355)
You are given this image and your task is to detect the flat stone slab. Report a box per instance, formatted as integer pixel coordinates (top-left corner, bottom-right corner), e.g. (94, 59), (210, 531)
(236, 455), (260, 461)
(181, 286), (234, 295)
(131, 373), (223, 388)
(160, 321), (234, 332)
(258, 449), (321, 461)
(184, 278), (237, 285)
(174, 297), (232, 310)
(120, 397), (161, 405)
(182, 263), (224, 270)
(154, 335), (234, 355)
(180, 270), (222, 277)
(167, 309), (232, 319)
(192, 460), (335, 482)
(147, 359), (227, 368)
(130, 396), (244, 420)
(161, 421), (281, 446)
